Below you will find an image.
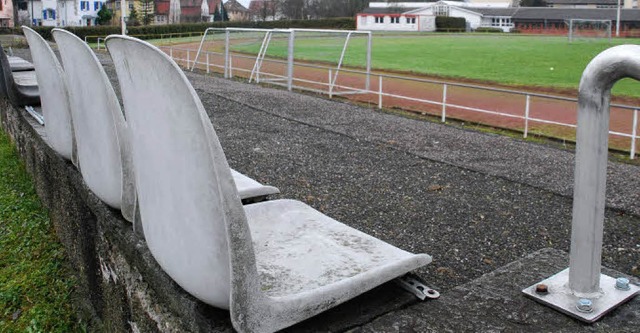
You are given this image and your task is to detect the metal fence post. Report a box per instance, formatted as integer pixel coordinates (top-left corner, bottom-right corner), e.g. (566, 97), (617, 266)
(631, 109), (638, 159)
(441, 84), (448, 123)
(378, 75), (383, 109)
(524, 94), (531, 138)
(229, 56), (234, 78)
(206, 53), (210, 74)
(365, 32), (372, 92)
(329, 69), (333, 98)
(169, 47), (173, 59)
(225, 30), (230, 79)
(287, 30), (295, 91)
(186, 50), (191, 68)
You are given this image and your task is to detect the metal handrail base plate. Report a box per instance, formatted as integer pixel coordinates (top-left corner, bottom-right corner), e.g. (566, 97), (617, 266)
(522, 268), (640, 323)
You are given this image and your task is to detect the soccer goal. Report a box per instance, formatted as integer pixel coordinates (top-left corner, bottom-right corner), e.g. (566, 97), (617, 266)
(567, 19), (612, 43)
(191, 27), (372, 96)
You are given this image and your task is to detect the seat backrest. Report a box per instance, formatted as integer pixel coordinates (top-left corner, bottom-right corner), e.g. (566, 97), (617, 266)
(105, 35), (258, 309)
(0, 45), (12, 100)
(22, 26), (74, 160)
(52, 29), (135, 220)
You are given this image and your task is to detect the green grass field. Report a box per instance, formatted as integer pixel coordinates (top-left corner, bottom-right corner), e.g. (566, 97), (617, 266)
(226, 33), (640, 98)
(0, 131), (79, 332)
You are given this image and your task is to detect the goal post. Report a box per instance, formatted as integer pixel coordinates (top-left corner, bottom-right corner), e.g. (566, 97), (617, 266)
(191, 27), (372, 95)
(567, 19), (612, 43)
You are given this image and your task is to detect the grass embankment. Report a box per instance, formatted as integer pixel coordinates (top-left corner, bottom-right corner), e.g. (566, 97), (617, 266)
(0, 131), (79, 332)
(228, 33), (640, 98)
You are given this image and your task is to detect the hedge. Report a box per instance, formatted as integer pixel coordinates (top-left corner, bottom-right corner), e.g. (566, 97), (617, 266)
(0, 18), (356, 41)
(475, 27), (504, 33)
(435, 16), (466, 32)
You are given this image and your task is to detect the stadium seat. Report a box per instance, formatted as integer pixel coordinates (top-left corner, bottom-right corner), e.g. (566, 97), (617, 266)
(22, 26), (74, 161)
(51, 28), (136, 222)
(0, 45), (39, 107)
(106, 35), (431, 333)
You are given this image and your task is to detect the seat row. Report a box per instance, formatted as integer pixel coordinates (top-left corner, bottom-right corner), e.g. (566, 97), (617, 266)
(19, 27), (432, 333)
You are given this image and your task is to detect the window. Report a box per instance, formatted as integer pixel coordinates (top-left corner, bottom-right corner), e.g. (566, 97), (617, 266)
(81, 1), (90, 10)
(390, 16), (399, 24)
(94, 2), (100, 11)
(129, 3), (134, 10)
(375, 16), (383, 24)
(490, 17), (512, 27)
(406, 17), (416, 24)
(434, 5), (449, 17)
(42, 9), (55, 20)
(116, 2), (120, 10)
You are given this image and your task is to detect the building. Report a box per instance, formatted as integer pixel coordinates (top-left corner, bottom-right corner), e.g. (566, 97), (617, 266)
(358, 1), (517, 32)
(0, 0), (14, 27)
(154, 0), (221, 24)
(225, 0), (249, 21)
(26, 0), (107, 26)
(358, 1), (640, 33)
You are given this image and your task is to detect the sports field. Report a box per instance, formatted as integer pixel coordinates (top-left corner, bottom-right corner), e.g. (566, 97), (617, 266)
(226, 33), (640, 98)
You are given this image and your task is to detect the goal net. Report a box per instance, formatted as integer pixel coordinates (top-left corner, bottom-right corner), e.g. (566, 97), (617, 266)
(567, 19), (612, 43)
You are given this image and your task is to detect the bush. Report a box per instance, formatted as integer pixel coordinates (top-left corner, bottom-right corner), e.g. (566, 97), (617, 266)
(475, 27), (503, 33)
(2, 18), (357, 41)
(435, 16), (466, 32)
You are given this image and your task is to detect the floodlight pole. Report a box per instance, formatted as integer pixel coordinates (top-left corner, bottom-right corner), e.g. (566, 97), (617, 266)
(616, 0), (621, 37)
(121, 0), (127, 35)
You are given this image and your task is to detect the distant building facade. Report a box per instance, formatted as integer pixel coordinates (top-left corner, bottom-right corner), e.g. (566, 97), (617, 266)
(25, 0), (107, 26)
(154, 0), (221, 24)
(0, 0), (14, 27)
(358, 0), (640, 33)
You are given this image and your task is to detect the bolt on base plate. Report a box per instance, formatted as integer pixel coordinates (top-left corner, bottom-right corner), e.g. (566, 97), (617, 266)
(396, 275), (440, 300)
(523, 268), (640, 323)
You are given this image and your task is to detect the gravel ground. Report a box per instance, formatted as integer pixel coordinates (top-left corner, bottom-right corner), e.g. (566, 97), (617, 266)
(12, 47), (640, 326)
(84, 48), (638, 291)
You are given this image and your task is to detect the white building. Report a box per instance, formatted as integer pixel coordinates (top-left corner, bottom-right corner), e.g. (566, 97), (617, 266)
(357, 1), (516, 32)
(27, 0), (107, 27)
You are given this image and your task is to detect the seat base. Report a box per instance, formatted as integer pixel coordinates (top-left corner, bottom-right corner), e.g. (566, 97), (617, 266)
(245, 199), (431, 298)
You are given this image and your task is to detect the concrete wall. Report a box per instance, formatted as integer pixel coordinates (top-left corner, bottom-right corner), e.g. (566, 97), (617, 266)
(0, 99), (234, 332)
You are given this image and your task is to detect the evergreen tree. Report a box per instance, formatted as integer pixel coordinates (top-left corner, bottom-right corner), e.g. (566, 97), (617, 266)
(128, 6), (140, 26)
(221, 2), (229, 21)
(213, 4), (222, 21)
(96, 5), (113, 25)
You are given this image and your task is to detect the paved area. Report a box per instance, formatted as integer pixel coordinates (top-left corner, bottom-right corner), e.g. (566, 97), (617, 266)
(14, 47), (640, 331)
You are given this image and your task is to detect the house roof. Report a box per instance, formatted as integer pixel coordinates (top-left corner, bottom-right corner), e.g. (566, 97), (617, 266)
(225, 0), (248, 13)
(361, 7), (421, 14)
(472, 7), (519, 16)
(512, 8), (640, 21)
(545, 0), (618, 4)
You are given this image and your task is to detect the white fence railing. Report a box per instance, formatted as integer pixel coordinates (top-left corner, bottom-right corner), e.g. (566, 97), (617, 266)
(161, 45), (640, 159)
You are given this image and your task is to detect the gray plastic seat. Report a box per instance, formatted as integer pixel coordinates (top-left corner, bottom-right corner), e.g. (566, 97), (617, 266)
(51, 28), (136, 222)
(106, 35), (431, 333)
(8, 56), (35, 72)
(0, 45), (40, 107)
(22, 26), (74, 160)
